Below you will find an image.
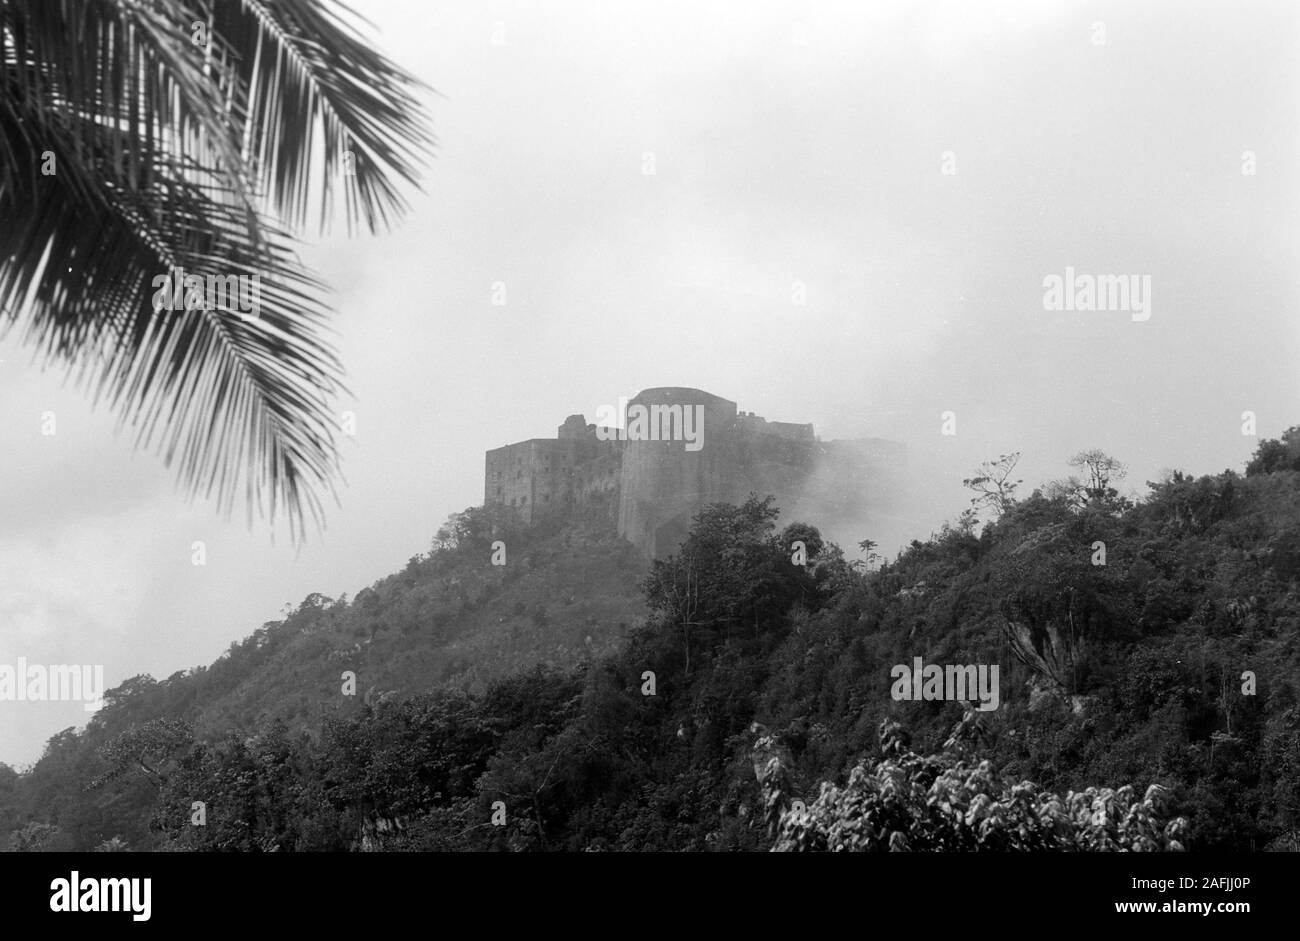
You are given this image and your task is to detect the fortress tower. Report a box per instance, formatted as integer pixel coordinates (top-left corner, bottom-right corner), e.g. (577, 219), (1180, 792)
(616, 387), (741, 559)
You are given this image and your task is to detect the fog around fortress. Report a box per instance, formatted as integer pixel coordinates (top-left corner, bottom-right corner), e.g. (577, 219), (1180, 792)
(0, 0), (1296, 766)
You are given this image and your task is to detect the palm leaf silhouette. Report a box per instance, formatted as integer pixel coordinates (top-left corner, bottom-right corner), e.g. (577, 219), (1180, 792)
(0, 0), (432, 541)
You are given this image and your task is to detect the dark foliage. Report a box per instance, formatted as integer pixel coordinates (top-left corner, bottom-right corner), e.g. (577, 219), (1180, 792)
(5, 429), (1300, 851)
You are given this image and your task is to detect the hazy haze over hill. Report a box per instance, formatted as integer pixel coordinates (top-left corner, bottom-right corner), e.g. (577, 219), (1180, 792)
(0, 0), (1296, 765)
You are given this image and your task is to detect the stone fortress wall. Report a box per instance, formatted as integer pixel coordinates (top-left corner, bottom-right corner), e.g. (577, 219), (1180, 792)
(484, 387), (905, 559)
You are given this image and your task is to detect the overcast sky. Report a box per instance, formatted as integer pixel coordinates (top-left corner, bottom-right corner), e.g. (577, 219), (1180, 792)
(1, 0), (1296, 765)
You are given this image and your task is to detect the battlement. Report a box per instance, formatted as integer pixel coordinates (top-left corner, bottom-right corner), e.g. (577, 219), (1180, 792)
(484, 387), (904, 558)
(736, 411), (815, 442)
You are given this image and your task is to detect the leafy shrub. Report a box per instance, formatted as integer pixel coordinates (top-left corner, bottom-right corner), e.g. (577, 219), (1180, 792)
(773, 720), (1187, 852)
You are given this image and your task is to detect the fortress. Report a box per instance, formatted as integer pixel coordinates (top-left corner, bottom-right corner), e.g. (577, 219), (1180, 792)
(484, 387), (905, 559)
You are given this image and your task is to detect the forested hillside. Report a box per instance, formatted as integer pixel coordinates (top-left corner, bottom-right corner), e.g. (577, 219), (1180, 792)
(4, 429), (1300, 852)
(0, 504), (647, 849)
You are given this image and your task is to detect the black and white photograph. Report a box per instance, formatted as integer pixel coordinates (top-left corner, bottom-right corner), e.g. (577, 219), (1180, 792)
(0, 0), (1293, 923)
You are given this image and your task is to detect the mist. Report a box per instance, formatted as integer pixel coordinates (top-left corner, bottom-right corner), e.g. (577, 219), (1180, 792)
(0, 0), (1296, 766)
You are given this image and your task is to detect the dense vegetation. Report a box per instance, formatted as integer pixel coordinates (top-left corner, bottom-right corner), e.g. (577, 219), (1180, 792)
(3, 428), (1300, 852)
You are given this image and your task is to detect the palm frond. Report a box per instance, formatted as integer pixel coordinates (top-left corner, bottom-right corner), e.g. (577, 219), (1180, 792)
(0, 0), (432, 540)
(211, 0), (434, 233)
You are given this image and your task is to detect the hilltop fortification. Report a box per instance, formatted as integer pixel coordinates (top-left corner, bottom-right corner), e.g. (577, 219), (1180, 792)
(485, 387), (904, 559)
